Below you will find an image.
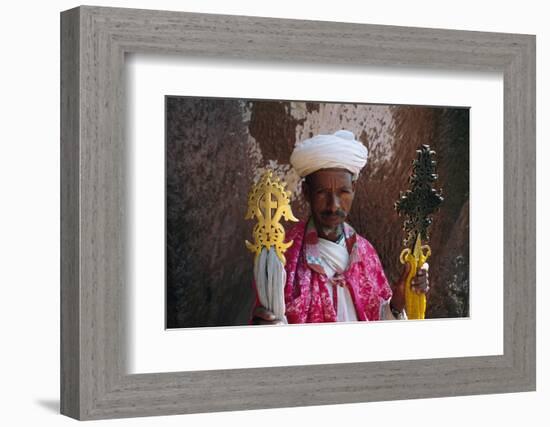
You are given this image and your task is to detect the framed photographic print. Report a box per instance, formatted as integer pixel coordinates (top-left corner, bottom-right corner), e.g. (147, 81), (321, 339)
(61, 5), (535, 420)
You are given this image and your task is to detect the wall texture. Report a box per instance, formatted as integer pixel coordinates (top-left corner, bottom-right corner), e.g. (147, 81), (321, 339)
(166, 97), (469, 328)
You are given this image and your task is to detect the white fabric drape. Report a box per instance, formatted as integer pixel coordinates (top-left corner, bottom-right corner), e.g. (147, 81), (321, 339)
(254, 247), (287, 320)
(317, 236), (358, 322)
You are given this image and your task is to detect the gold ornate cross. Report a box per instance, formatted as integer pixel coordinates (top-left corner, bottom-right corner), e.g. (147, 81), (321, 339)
(245, 170), (298, 265)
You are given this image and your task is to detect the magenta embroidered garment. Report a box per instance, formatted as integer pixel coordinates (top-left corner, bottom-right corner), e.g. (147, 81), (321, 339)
(252, 218), (393, 323)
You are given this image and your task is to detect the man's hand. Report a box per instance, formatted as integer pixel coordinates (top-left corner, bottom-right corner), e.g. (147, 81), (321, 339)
(390, 262), (430, 313)
(251, 306), (285, 325)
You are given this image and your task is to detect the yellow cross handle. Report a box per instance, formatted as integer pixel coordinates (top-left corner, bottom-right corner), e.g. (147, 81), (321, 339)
(399, 234), (431, 319)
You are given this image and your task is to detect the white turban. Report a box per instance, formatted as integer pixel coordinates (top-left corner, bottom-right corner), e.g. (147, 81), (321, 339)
(290, 130), (368, 180)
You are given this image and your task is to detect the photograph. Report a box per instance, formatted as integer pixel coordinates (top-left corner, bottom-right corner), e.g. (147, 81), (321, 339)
(165, 96), (469, 329)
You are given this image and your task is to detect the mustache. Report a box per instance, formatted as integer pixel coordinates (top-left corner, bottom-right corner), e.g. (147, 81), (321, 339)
(321, 209), (346, 218)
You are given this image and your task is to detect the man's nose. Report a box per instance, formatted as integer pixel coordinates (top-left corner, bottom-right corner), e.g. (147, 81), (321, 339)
(326, 193), (341, 211)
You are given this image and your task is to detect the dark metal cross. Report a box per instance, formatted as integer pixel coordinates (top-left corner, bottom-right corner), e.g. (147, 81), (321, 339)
(395, 145), (444, 248)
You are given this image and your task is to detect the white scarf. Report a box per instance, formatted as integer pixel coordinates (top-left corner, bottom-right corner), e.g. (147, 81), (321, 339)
(317, 237), (357, 321)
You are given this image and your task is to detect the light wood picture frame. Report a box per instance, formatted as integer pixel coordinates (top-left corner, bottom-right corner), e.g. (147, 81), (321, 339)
(60, 5), (536, 420)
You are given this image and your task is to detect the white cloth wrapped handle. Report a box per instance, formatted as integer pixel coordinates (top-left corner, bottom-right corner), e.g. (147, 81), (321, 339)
(254, 247), (287, 320)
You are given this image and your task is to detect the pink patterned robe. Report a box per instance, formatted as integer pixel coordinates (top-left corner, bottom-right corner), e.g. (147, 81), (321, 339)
(252, 218), (393, 323)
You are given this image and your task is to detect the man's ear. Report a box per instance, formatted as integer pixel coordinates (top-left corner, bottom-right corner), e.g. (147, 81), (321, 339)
(302, 179), (310, 201)
(351, 180), (357, 192)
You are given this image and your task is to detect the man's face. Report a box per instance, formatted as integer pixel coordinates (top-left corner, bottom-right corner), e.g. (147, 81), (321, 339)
(302, 168), (356, 232)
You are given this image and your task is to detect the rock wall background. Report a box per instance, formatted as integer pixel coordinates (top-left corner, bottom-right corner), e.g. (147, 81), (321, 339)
(166, 96), (469, 328)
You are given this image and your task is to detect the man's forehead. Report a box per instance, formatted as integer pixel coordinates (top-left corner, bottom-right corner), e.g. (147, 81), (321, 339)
(306, 168), (354, 185)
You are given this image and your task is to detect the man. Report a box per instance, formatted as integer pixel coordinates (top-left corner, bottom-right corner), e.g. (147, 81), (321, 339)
(252, 130), (429, 325)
